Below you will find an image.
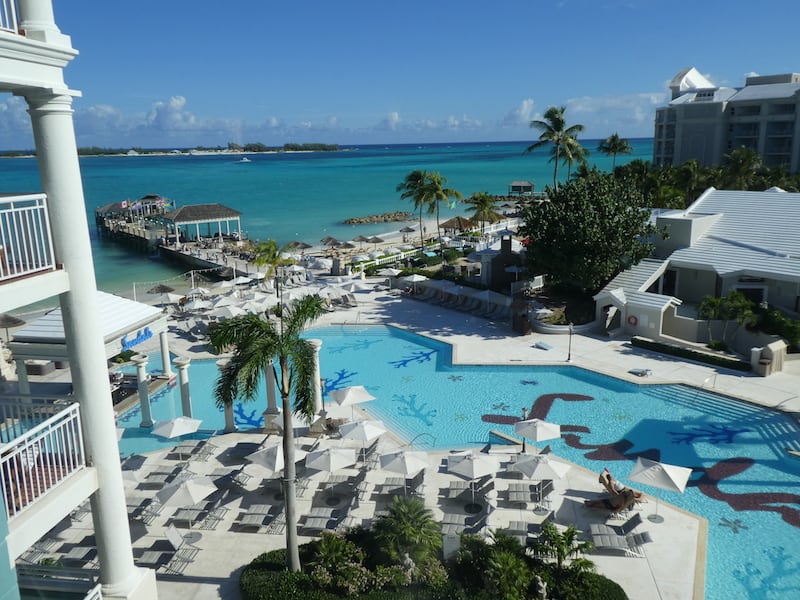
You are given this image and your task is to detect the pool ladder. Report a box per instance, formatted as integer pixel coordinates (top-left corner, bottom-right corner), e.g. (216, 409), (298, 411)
(406, 432), (436, 449)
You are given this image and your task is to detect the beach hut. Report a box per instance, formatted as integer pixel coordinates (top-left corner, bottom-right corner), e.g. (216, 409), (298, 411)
(163, 203), (243, 244)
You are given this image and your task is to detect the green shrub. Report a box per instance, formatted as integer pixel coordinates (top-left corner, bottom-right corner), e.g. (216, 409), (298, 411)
(631, 337), (751, 372)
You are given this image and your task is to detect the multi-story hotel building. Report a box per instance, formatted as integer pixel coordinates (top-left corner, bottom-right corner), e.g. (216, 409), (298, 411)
(1, 2), (157, 598)
(653, 67), (800, 173)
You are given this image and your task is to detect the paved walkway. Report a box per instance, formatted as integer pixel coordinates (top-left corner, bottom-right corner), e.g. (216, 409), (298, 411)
(26, 281), (800, 599)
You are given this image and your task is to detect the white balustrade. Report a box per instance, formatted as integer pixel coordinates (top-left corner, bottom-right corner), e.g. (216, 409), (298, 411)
(0, 193), (57, 282)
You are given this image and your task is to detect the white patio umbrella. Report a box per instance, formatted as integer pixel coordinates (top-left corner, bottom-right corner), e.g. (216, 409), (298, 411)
(628, 457), (693, 523)
(156, 475), (217, 507)
(400, 273), (428, 293)
(212, 280), (236, 290)
(239, 300), (269, 314)
(514, 418), (561, 453)
(340, 420), (387, 461)
(447, 452), (497, 503)
(379, 449), (428, 477)
(305, 447), (358, 473)
(510, 453), (571, 480)
(212, 295), (237, 308)
(184, 298), (212, 311)
(233, 275), (253, 285)
(351, 254), (370, 263)
(208, 305), (247, 320)
(246, 443), (307, 474)
(329, 385), (376, 419)
(151, 416), (202, 440)
(187, 286), (211, 297)
(377, 267), (403, 277)
(284, 264), (305, 273)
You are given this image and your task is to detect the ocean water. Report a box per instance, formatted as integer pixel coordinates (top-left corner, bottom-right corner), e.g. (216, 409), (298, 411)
(0, 139), (652, 299)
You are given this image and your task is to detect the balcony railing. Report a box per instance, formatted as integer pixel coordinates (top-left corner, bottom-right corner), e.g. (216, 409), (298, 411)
(0, 193), (57, 283)
(0, 0), (19, 33)
(0, 397), (86, 520)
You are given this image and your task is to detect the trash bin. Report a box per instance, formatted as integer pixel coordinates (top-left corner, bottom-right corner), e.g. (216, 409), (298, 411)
(756, 358), (772, 377)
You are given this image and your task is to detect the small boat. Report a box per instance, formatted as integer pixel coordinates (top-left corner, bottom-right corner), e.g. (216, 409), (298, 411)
(237, 157), (251, 163)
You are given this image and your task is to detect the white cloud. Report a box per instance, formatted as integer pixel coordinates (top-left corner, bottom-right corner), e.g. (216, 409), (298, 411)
(564, 92), (667, 137)
(501, 98), (535, 127)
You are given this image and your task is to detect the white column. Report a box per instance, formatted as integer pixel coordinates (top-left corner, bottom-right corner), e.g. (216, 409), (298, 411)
(158, 330), (173, 378)
(14, 361), (30, 395)
(131, 354), (153, 428)
(17, 0), (72, 46)
(309, 339), (323, 414)
(26, 90), (155, 599)
(173, 356), (192, 418)
(262, 358), (280, 433)
(217, 358), (237, 433)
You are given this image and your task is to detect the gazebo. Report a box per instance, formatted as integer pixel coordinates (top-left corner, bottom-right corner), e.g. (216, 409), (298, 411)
(508, 181), (534, 196)
(439, 215), (475, 234)
(163, 203), (243, 243)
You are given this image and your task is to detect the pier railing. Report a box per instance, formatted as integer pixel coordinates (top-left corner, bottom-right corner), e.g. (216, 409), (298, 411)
(0, 1), (19, 33)
(0, 397), (86, 520)
(0, 193), (57, 283)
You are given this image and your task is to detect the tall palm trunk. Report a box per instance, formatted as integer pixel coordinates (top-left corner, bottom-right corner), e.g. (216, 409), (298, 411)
(418, 205), (424, 249)
(553, 142), (561, 189)
(435, 201), (442, 256)
(279, 360), (301, 571)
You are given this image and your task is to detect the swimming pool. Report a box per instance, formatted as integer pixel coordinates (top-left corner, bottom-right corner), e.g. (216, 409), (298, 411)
(117, 324), (800, 598)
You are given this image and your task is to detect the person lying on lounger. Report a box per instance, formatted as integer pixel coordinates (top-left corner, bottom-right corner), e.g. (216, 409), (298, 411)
(599, 468), (645, 501)
(584, 488), (636, 513)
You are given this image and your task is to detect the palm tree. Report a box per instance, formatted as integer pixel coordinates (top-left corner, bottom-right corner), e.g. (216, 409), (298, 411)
(597, 132), (633, 173)
(533, 522), (595, 573)
(209, 294), (325, 572)
(464, 191), (499, 234)
(698, 295), (724, 344)
(598, 133), (633, 171)
(252, 238), (286, 297)
(527, 105), (585, 190)
(372, 495), (442, 563)
(722, 146), (762, 190)
(420, 172), (462, 251)
(397, 170), (429, 249)
(485, 550), (532, 600)
(559, 134), (590, 180)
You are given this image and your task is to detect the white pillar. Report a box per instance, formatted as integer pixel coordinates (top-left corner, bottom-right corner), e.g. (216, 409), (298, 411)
(14, 361), (30, 395)
(262, 358), (280, 433)
(173, 356), (192, 418)
(132, 354), (153, 428)
(26, 90), (155, 599)
(217, 359), (237, 433)
(17, 0), (72, 46)
(158, 330), (173, 378)
(309, 339), (323, 415)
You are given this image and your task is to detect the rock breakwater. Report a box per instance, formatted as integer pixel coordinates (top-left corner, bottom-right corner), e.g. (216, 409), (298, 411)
(343, 211), (413, 224)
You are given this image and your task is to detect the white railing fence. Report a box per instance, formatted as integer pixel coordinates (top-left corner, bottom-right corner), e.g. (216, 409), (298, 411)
(0, 194), (57, 282)
(0, 398), (85, 519)
(0, 0), (19, 33)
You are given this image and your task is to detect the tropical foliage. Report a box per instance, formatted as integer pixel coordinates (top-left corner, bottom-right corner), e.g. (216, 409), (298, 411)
(397, 170), (462, 249)
(518, 172), (664, 293)
(597, 133), (633, 171)
(209, 294), (325, 572)
(527, 106), (586, 190)
(463, 191), (500, 233)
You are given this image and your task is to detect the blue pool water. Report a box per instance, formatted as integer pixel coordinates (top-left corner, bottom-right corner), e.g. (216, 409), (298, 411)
(117, 325), (800, 598)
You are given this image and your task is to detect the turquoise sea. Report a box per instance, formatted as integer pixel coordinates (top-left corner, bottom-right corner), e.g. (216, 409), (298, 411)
(0, 139), (652, 300)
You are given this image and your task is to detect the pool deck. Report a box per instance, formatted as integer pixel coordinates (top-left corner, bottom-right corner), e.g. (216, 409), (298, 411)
(25, 282), (800, 600)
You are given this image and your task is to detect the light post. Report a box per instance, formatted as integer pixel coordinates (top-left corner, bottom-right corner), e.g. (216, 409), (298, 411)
(566, 322), (574, 363)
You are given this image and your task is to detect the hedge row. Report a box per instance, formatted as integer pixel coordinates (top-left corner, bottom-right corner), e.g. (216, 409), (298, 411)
(631, 336), (752, 372)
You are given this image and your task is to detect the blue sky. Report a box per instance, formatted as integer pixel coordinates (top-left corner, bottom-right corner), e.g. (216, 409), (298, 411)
(3, 0), (798, 149)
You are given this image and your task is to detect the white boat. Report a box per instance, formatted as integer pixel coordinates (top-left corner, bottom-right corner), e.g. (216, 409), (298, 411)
(237, 157), (251, 163)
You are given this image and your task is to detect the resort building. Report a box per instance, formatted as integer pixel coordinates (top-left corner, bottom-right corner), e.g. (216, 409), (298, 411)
(653, 67), (800, 172)
(594, 187), (798, 372)
(0, 3), (158, 599)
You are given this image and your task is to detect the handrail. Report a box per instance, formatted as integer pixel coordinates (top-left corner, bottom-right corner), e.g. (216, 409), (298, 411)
(1, 398), (86, 520)
(0, 193), (57, 283)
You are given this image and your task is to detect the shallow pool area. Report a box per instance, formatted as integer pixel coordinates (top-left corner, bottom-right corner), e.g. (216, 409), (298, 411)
(117, 324), (800, 598)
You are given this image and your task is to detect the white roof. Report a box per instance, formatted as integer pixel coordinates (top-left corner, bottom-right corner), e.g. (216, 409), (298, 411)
(594, 258), (668, 301)
(668, 188), (800, 281)
(13, 291), (163, 344)
(626, 290), (682, 312)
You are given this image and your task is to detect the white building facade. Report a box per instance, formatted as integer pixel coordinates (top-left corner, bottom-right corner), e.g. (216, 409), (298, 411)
(654, 67), (800, 173)
(1, 2), (157, 599)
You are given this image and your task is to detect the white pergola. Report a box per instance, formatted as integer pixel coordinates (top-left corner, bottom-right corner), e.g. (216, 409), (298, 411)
(8, 291), (171, 392)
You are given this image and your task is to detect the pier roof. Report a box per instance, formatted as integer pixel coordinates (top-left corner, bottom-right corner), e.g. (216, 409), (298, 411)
(164, 203), (241, 224)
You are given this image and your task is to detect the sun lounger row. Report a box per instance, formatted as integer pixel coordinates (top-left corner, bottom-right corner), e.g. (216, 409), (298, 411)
(405, 286), (512, 321)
